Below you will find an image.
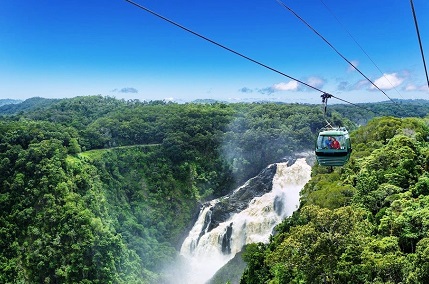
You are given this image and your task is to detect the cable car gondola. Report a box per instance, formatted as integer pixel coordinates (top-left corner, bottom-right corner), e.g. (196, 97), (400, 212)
(315, 127), (352, 167)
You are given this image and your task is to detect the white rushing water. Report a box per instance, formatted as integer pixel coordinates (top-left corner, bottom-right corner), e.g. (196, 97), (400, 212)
(178, 158), (311, 284)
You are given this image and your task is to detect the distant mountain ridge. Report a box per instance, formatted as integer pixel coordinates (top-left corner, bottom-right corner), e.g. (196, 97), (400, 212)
(0, 99), (22, 107)
(0, 97), (58, 115)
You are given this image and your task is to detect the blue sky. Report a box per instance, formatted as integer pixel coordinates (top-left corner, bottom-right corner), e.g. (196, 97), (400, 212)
(1, 0), (428, 104)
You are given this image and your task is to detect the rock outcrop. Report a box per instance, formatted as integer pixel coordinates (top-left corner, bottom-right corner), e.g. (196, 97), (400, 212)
(207, 163), (277, 232)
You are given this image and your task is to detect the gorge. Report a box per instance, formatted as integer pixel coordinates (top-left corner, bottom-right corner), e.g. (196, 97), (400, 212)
(176, 157), (312, 283)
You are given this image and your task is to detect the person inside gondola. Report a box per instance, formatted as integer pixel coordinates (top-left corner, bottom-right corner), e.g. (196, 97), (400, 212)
(331, 137), (340, 149)
(324, 136), (332, 148)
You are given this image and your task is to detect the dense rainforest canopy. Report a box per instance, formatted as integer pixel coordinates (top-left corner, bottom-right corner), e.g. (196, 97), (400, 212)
(241, 116), (429, 284)
(1, 96), (429, 283)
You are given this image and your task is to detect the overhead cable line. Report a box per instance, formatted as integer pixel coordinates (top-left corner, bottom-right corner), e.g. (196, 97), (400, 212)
(124, 0), (380, 115)
(320, 0), (404, 99)
(275, 0), (399, 105)
(409, 0), (429, 89)
(321, 93), (384, 116)
(124, 0), (318, 92)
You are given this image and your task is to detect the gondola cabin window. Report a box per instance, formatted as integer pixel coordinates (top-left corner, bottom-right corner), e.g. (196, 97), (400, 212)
(315, 127), (352, 167)
(317, 135), (345, 149)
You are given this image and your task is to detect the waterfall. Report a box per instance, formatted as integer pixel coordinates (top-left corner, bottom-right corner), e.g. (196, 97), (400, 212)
(178, 158), (311, 284)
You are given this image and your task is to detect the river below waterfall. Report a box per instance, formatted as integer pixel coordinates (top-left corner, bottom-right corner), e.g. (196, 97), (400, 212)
(171, 158), (311, 284)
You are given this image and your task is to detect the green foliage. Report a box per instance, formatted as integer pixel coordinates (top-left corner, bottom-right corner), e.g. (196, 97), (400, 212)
(68, 137), (81, 154)
(0, 123), (143, 283)
(411, 237), (429, 282)
(378, 195), (429, 253)
(5, 98), (351, 282)
(301, 171), (355, 209)
(241, 243), (271, 284)
(264, 206), (372, 283)
(359, 236), (405, 283)
(4, 97), (429, 283)
(331, 99), (429, 125)
(88, 147), (196, 264)
(242, 115), (429, 283)
(0, 97), (58, 115)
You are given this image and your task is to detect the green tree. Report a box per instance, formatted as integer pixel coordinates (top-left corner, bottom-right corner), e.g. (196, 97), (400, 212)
(263, 206), (372, 283)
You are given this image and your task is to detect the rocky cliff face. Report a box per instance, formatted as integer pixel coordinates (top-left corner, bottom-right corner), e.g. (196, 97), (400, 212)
(207, 164), (277, 232)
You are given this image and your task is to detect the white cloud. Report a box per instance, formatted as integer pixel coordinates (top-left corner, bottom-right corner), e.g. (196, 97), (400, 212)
(306, 76), (325, 89)
(405, 84), (417, 91)
(111, 87), (139, 93)
(420, 85), (429, 91)
(337, 81), (349, 91)
(370, 73), (404, 90)
(405, 83), (429, 92)
(239, 87), (253, 93)
(272, 81), (299, 91)
(253, 76), (326, 95)
(347, 60), (359, 72)
(352, 79), (369, 90)
(258, 87), (275, 95)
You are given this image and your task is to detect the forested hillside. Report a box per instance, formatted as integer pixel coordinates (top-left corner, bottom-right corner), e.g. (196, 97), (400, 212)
(241, 116), (429, 283)
(0, 99), (22, 107)
(0, 97), (57, 114)
(330, 99), (429, 126)
(0, 96), (335, 283)
(1, 96), (429, 283)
